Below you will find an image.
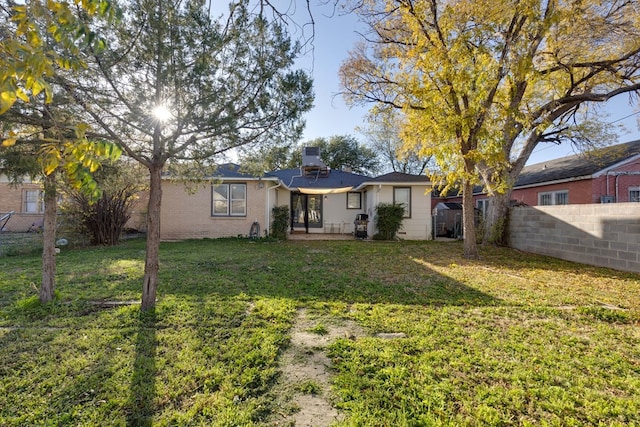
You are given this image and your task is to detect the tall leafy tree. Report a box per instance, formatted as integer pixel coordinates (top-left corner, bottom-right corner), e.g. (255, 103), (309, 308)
(1, 102), (121, 303)
(62, 0), (313, 310)
(359, 108), (430, 175)
(241, 134), (380, 175)
(340, 0), (640, 257)
(296, 135), (380, 175)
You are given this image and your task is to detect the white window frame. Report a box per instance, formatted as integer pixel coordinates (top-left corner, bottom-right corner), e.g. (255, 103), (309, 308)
(24, 189), (44, 213)
(393, 187), (411, 218)
(629, 187), (640, 202)
(212, 183), (246, 217)
(347, 192), (361, 209)
(538, 190), (569, 206)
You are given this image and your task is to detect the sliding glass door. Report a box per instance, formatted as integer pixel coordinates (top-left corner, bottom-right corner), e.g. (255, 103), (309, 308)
(291, 193), (323, 231)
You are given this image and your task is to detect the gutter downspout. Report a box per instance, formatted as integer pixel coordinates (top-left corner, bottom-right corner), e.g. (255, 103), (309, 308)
(610, 171), (640, 201)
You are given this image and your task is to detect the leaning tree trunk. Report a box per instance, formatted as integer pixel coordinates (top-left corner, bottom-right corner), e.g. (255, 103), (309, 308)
(482, 154), (528, 246)
(40, 174), (57, 303)
(484, 190), (512, 246)
(462, 180), (479, 259)
(141, 165), (162, 311)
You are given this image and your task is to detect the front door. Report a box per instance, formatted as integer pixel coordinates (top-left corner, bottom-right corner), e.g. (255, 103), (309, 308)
(291, 193), (323, 232)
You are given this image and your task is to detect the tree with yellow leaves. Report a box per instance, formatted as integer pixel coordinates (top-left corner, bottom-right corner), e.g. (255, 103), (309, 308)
(340, 0), (640, 257)
(1, 0), (120, 302)
(0, 0), (116, 114)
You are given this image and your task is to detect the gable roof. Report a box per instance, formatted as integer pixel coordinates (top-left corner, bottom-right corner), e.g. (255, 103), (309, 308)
(516, 140), (640, 187)
(365, 171), (430, 183)
(267, 168), (369, 191)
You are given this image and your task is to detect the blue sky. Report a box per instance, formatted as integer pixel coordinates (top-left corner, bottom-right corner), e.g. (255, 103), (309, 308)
(295, 4), (640, 166)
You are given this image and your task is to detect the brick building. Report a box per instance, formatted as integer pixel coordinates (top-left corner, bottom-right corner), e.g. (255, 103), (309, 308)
(433, 140), (640, 215)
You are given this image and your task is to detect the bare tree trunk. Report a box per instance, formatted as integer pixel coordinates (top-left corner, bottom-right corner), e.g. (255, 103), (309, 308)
(40, 174), (57, 303)
(484, 191), (512, 246)
(141, 165), (162, 311)
(482, 154), (528, 245)
(462, 180), (479, 259)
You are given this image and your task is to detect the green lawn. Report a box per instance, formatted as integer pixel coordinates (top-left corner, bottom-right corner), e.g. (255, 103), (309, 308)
(1, 238), (639, 426)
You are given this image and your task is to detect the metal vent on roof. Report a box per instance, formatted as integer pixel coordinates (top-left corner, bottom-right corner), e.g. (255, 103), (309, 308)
(302, 146), (324, 166)
(302, 146), (329, 177)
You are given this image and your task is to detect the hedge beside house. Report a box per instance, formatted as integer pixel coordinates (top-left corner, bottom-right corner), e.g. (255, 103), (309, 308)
(271, 205), (290, 240)
(373, 203), (405, 240)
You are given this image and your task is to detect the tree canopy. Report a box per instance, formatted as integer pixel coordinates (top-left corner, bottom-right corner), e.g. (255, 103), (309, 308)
(359, 108), (431, 175)
(295, 135), (380, 175)
(240, 134), (380, 175)
(0, 0), (116, 115)
(340, 0), (640, 256)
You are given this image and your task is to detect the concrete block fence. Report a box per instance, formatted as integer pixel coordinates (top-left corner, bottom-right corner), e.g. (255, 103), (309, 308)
(508, 204), (640, 273)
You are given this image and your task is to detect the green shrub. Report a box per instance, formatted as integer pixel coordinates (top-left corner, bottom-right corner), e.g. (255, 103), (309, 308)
(373, 203), (405, 240)
(60, 161), (146, 246)
(270, 205), (290, 240)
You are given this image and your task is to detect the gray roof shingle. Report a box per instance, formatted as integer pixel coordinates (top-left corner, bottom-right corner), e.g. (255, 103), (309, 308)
(211, 163), (264, 179)
(366, 171), (430, 183)
(267, 168), (369, 189)
(516, 140), (640, 187)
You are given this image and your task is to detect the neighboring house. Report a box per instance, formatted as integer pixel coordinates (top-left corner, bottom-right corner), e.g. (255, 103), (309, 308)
(510, 139), (640, 206)
(160, 159), (433, 241)
(0, 175), (45, 232)
(0, 174), (147, 233)
(434, 139), (640, 215)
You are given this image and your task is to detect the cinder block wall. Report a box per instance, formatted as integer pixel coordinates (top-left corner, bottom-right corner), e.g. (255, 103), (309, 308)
(508, 204), (640, 273)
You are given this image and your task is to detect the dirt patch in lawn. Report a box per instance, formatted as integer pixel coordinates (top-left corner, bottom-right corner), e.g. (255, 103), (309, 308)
(275, 309), (365, 427)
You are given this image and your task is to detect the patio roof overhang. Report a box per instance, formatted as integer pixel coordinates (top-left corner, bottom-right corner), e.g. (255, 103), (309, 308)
(294, 186), (354, 195)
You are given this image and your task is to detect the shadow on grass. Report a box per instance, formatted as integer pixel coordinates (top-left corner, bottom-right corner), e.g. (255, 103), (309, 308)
(126, 310), (157, 427)
(156, 239), (501, 307)
(2, 239), (504, 312)
(0, 316), (138, 425)
(428, 240), (639, 281)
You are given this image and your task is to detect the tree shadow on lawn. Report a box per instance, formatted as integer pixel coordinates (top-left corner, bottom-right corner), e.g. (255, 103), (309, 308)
(7, 239), (501, 308)
(426, 240), (639, 280)
(125, 310), (157, 427)
(0, 325), (128, 424)
(157, 240), (501, 307)
(0, 308), (158, 426)
(410, 241), (640, 308)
